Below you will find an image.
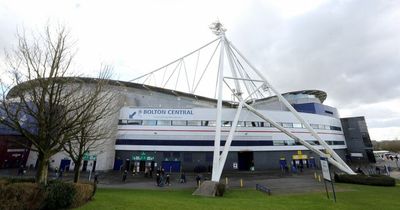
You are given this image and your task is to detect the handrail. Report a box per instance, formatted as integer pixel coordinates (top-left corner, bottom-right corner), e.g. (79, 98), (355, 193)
(256, 184), (271, 195)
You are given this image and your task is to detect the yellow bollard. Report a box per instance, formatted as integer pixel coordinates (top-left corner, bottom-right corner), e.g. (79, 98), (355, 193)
(240, 179), (243, 188)
(318, 175), (321, 182)
(314, 172), (317, 180)
(198, 180), (201, 187)
(225, 177), (228, 185)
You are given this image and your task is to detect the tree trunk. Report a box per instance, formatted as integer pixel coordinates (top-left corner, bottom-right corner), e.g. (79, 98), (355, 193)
(36, 152), (49, 185)
(73, 157), (82, 183)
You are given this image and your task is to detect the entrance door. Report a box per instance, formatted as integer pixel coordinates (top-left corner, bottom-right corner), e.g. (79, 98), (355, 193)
(92, 161), (97, 172)
(238, 152), (253, 171)
(113, 159), (123, 171)
(59, 159), (71, 171)
(162, 161), (181, 172)
(124, 159), (130, 171)
(139, 161), (145, 172)
(82, 160), (88, 172)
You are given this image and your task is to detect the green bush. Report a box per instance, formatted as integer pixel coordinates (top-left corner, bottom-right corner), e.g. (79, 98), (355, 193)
(0, 180), (95, 209)
(8, 177), (36, 183)
(0, 182), (46, 210)
(334, 174), (396, 186)
(0, 179), (9, 188)
(71, 182), (95, 208)
(215, 183), (226, 197)
(42, 181), (76, 210)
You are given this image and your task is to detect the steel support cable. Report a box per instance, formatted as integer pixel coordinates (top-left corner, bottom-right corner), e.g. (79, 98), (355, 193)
(142, 73), (152, 85)
(130, 37), (220, 82)
(162, 59), (182, 88)
(191, 50), (201, 93)
(182, 59), (191, 92)
(160, 66), (167, 87)
(225, 42), (251, 98)
(229, 45), (264, 98)
(214, 61), (220, 99)
(193, 40), (221, 93)
(175, 59), (183, 90)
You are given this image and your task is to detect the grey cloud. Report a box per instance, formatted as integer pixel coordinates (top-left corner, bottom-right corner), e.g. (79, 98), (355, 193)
(234, 0), (400, 109)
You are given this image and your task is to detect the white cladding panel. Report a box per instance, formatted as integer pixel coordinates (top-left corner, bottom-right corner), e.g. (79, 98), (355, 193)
(120, 107), (343, 127)
(117, 107), (346, 152)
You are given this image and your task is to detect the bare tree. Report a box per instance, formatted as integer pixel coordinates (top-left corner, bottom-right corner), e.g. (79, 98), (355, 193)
(0, 25), (114, 185)
(63, 68), (118, 183)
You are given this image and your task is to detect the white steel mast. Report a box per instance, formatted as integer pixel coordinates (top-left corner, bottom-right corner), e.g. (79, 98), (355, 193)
(208, 21), (355, 181)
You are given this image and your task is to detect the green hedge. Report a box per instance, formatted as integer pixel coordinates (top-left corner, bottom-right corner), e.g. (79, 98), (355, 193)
(0, 179), (95, 210)
(0, 182), (46, 210)
(71, 183), (95, 208)
(334, 174), (396, 186)
(215, 183), (226, 197)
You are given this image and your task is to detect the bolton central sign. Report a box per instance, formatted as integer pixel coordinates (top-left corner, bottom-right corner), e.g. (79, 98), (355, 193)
(124, 108), (194, 120)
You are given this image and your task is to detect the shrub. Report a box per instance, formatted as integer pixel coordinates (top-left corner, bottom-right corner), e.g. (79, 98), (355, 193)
(0, 179), (9, 188)
(8, 177), (36, 183)
(215, 183), (226, 197)
(0, 182), (45, 210)
(334, 174), (396, 186)
(71, 182), (95, 208)
(42, 181), (76, 210)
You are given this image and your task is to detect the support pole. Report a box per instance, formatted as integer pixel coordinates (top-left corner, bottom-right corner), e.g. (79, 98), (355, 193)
(211, 35), (225, 182)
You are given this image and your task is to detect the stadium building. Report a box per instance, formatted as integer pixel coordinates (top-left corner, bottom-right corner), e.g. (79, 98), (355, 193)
(0, 23), (375, 175)
(1, 78), (374, 173)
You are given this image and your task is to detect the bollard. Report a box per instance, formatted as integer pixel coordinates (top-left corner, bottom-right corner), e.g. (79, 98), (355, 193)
(314, 172), (317, 180)
(240, 179), (243, 188)
(318, 175), (321, 182)
(225, 177), (228, 185)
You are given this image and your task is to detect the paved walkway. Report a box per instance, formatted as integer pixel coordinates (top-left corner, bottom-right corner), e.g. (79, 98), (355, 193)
(1, 165), (398, 194)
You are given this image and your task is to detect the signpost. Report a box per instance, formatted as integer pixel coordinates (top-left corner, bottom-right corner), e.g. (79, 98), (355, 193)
(83, 152), (97, 181)
(320, 157), (336, 202)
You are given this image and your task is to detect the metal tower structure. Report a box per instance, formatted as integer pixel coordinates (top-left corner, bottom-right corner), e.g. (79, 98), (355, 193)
(131, 22), (355, 182)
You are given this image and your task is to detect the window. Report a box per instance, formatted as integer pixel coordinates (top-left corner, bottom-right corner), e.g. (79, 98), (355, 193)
(157, 120), (171, 126)
(237, 121), (244, 127)
(172, 120), (187, 126)
(333, 141), (345, 145)
(273, 140), (286, 146)
(142, 120), (157, 126)
(282, 123), (293, 128)
(330, 126), (342, 131)
(245, 122), (254, 127)
(127, 120), (142, 125)
(318, 124), (325, 130)
(293, 123), (302, 128)
(187, 120), (202, 126)
(286, 140), (296, 146)
(118, 120), (127, 125)
(222, 121), (231, 127)
(310, 124), (319, 129)
(206, 121), (216, 126)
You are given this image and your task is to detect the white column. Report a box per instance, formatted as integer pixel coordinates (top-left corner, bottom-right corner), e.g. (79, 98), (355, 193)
(211, 35), (225, 182)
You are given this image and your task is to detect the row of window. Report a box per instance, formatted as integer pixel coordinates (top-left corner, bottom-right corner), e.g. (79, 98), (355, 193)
(119, 119), (342, 131)
(273, 140), (345, 146)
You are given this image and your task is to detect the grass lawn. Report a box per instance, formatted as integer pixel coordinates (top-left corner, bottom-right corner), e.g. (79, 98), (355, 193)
(78, 184), (400, 210)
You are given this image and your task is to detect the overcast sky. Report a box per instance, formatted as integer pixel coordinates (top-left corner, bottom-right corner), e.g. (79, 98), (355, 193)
(1, 0), (399, 140)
